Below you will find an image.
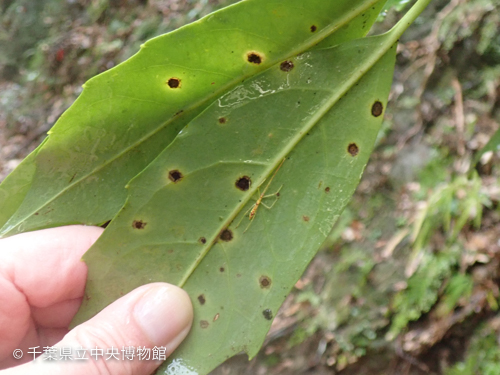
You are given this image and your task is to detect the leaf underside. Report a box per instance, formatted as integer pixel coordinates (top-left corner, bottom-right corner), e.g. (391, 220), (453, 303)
(0, 0), (385, 238)
(73, 32), (397, 374)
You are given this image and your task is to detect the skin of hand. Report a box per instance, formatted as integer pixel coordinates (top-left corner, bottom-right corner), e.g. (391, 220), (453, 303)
(0, 225), (193, 375)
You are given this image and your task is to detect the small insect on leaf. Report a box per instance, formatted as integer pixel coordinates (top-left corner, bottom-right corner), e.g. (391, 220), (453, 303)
(236, 158), (286, 233)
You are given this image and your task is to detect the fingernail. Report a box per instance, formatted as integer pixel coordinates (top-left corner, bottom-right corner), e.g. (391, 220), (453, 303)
(134, 284), (193, 348)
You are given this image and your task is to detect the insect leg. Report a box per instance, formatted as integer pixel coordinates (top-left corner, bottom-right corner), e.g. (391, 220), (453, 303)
(260, 185), (283, 209)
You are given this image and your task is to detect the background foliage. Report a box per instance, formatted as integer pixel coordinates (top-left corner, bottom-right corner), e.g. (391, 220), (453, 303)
(1, 0), (499, 374)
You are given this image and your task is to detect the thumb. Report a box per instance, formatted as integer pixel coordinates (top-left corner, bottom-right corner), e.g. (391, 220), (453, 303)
(5, 283), (193, 375)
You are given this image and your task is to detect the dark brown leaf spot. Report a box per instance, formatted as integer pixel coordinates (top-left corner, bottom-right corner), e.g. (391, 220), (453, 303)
(167, 77), (181, 88)
(132, 220), (146, 229)
(247, 52), (262, 64)
(325, 187), (331, 193)
(280, 60), (294, 72)
(348, 143), (359, 156)
(168, 169), (183, 182)
(262, 309), (273, 320)
(220, 229), (233, 242)
(303, 216), (310, 222)
(34, 212), (39, 216)
(200, 320), (209, 329)
(218, 117), (227, 124)
(259, 276), (271, 289)
(197, 294), (206, 305)
(310, 25), (317, 32)
(199, 237), (207, 244)
(371, 101), (383, 117)
(235, 176), (251, 191)
(219, 267), (225, 273)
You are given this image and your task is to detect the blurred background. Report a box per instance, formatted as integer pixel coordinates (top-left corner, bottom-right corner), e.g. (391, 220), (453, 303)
(1, 0), (499, 374)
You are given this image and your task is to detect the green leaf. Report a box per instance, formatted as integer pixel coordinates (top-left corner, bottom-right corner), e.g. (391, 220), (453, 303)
(0, 0), (386, 237)
(69, 0), (435, 366)
(0, 139), (47, 230)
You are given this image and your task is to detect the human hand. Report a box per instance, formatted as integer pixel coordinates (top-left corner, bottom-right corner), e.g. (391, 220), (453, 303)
(0, 225), (193, 375)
